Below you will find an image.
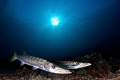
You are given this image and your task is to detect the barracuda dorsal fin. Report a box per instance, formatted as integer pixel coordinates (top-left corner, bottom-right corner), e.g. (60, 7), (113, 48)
(10, 51), (17, 62)
(23, 51), (27, 55)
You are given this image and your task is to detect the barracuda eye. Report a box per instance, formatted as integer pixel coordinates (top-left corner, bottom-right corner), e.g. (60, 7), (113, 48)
(52, 65), (56, 69)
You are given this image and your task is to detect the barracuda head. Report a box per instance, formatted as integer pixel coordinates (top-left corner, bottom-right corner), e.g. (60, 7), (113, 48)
(44, 62), (72, 74)
(70, 62), (91, 69)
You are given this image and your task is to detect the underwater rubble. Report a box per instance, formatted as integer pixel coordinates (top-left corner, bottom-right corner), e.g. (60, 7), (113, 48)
(0, 53), (120, 80)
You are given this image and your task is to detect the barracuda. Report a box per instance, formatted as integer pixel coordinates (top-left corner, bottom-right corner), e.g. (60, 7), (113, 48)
(55, 61), (91, 69)
(10, 51), (72, 74)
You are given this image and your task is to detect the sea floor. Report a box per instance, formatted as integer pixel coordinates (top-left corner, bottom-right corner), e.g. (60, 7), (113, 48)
(0, 53), (120, 80)
(1, 69), (120, 80)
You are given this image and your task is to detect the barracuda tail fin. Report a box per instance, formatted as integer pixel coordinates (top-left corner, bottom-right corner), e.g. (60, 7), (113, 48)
(10, 51), (17, 62)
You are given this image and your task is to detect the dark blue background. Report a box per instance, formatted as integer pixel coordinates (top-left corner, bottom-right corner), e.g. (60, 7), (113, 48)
(0, 0), (120, 61)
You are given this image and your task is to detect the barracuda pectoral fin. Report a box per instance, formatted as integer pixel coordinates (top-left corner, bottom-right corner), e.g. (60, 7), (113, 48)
(32, 66), (39, 70)
(20, 62), (24, 66)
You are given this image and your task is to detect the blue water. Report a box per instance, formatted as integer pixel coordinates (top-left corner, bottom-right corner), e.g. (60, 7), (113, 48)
(0, 0), (120, 61)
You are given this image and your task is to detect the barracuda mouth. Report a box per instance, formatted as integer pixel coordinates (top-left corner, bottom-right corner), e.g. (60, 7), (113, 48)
(50, 67), (72, 74)
(55, 70), (72, 74)
(44, 62), (72, 74)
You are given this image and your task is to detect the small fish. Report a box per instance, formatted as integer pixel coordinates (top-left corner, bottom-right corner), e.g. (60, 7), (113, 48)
(10, 51), (72, 74)
(55, 61), (91, 69)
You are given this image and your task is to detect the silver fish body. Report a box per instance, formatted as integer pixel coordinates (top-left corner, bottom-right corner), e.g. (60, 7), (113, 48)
(10, 51), (72, 74)
(55, 61), (91, 69)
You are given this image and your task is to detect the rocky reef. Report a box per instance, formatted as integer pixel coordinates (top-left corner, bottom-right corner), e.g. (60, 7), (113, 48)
(0, 52), (120, 80)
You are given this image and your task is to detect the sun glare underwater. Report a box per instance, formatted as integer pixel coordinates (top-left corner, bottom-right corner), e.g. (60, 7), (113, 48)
(51, 16), (60, 26)
(0, 0), (120, 79)
(0, 0), (120, 61)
